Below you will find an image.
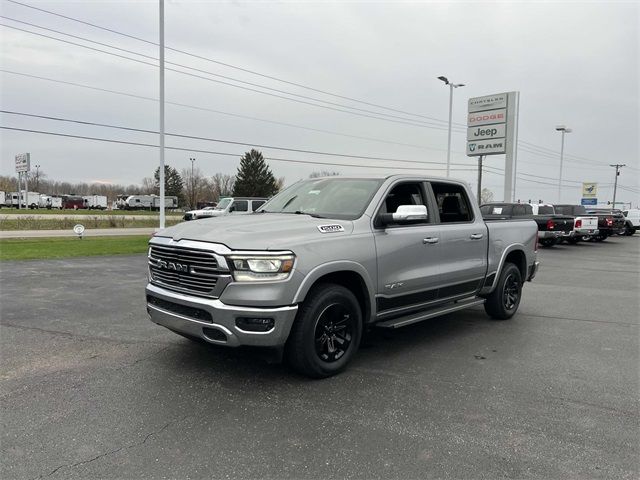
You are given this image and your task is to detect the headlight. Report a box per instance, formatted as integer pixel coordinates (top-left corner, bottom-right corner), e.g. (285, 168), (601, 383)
(227, 253), (295, 282)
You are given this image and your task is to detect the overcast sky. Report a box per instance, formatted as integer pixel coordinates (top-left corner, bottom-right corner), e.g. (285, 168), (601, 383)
(1, 0), (638, 205)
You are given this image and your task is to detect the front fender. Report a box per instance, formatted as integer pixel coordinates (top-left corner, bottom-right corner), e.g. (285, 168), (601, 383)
(293, 261), (376, 321)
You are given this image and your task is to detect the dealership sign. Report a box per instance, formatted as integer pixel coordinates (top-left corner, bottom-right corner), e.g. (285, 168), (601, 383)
(466, 138), (506, 155)
(467, 124), (506, 141)
(466, 93), (518, 158)
(467, 91), (520, 202)
(582, 182), (598, 198)
(581, 198), (597, 206)
(15, 153), (30, 173)
(468, 93), (508, 113)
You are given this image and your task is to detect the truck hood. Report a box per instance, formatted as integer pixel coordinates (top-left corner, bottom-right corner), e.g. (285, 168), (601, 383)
(155, 213), (355, 250)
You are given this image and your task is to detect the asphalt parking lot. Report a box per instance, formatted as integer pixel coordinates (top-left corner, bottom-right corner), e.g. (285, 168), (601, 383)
(1, 237), (638, 479)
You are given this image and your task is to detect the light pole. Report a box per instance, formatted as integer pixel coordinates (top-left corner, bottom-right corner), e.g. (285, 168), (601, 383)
(190, 157), (196, 209)
(158, 0), (166, 229)
(35, 164), (40, 191)
(609, 164), (625, 209)
(438, 76), (465, 178)
(555, 125), (572, 203)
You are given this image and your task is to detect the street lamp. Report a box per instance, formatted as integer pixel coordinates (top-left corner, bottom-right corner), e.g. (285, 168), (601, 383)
(438, 76), (465, 178)
(555, 125), (572, 203)
(189, 157), (196, 209)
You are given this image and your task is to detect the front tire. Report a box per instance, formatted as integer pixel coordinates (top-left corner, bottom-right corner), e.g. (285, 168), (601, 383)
(285, 283), (362, 378)
(484, 263), (522, 320)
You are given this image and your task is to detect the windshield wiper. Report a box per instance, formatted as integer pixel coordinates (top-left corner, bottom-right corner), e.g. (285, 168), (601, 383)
(294, 210), (325, 218)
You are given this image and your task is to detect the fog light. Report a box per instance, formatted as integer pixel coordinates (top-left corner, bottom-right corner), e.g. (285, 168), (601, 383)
(236, 317), (275, 332)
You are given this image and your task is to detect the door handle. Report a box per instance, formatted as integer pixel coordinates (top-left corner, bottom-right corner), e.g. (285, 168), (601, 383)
(423, 237), (439, 244)
(470, 233), (484, 240)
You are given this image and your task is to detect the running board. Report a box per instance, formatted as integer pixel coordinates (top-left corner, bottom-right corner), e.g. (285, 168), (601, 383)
(375, 298), (486, 329)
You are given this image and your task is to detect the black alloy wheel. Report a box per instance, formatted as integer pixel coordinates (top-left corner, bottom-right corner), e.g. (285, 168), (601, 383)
(503, 273), (520, 311)
(314, 303), (354, 363)
(484, 263), (522, 320)
(286, 283), (362, 378)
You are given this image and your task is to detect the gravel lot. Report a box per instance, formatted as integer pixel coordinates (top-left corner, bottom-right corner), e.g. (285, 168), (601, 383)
(1, 236), (638, 479)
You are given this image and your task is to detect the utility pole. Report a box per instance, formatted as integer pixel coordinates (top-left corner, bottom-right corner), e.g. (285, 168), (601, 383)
(35, 164), (40, 191)
(610, 164), (625, 209)
(555, 125), (572, 203)
(477, 155), (484, 206)
(190, 157), (196, 209)
(158, 0), (166, 229)
(437, 76), (465, 177)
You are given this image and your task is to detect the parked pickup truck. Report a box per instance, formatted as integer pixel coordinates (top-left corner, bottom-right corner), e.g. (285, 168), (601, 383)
(183, 197), (268, 221)
(552, 204), (599, 243)
(146, 176), (539, 378)
(480, 202), (573, 247)
(622, 209), (639, 236)
(584, 208), (626, 241)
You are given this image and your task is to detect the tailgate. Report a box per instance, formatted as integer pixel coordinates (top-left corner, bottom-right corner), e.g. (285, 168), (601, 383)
(553, 218), (574, 233)
(581, 217), (599, 229)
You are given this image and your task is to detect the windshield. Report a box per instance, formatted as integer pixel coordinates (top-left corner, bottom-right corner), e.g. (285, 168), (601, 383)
(258, 178), (383, 220)
(216, 198), (231, 210)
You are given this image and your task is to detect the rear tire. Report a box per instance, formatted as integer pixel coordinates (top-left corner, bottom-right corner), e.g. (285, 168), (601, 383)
(484, 263), (522, 320)
(624, 224), (635, 236)
(285, 283), (362, 378)
(539, 238), (557, 248)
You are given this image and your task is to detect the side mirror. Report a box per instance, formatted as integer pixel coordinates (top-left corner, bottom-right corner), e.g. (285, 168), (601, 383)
(379, 204), (428, 226)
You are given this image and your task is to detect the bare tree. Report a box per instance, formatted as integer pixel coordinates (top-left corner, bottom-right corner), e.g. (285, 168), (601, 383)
(211, 173), (235, 201)
(276, 176), (286, 191)
(140, 177), (156, 194)
(480, 188), (494, 204)
(181, 166), (209, 209)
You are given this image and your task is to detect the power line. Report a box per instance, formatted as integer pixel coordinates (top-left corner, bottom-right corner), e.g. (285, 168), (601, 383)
(0, 69), (456, 153)
(5, 0), (454, 126)
(6, 0), (628, 171)
(0, 22), (452, 131)
(0, 125), (482, 173)
(0, 109), (478, 167)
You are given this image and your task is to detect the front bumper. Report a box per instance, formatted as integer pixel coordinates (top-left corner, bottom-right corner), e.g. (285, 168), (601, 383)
(146, 283), (298, 347)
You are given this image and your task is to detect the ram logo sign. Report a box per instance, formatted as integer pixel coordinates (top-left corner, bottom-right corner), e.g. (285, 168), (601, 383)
(466, 139), (506, 156)
(317, 224), (345, 233)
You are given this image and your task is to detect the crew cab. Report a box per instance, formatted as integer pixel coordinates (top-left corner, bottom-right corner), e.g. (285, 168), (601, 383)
(183, 197), (267, 221)
(480, 202), (572, 247)
(584, 208), (626, 241)
(552, 204), (599, 243)
(146, 176), (539, 378)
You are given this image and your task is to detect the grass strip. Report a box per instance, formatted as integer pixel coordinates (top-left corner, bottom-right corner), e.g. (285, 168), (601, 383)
(0, 208), (183, 216)
(0, 235), (151, 261)
(0, 217), (182, 230)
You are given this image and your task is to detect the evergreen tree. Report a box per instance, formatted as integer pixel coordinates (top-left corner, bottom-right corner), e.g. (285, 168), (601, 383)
(154, 165), (184, 200)
(233, 149), (279, 197)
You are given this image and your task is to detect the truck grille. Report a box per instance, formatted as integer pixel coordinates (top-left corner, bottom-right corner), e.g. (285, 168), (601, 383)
(148, 244), (225, 298)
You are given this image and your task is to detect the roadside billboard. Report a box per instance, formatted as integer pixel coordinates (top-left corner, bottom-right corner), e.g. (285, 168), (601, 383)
(582, 182), (598, 198)
(15, 153), (30, 173)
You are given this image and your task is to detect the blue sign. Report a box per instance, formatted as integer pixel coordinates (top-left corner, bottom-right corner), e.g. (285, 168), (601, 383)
(581, 198), (597, 206)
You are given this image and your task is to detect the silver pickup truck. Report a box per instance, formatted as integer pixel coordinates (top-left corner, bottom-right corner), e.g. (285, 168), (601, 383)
(146, 175), (539, 378)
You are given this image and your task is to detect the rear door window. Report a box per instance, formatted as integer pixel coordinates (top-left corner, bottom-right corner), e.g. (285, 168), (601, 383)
(231, 200), (248, 212)
(430, 182), (474, 223)
(251, 200), (265, 212)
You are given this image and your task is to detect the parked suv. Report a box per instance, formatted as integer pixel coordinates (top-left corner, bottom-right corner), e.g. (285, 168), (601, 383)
(184, 197), (267, 221)
(147, 175), (538, 378)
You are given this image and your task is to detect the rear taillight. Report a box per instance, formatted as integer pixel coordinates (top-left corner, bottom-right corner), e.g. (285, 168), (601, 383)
(606, 218), (613, 226)
(575, 219), (582, 228)
(547, 219), (554, 230)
